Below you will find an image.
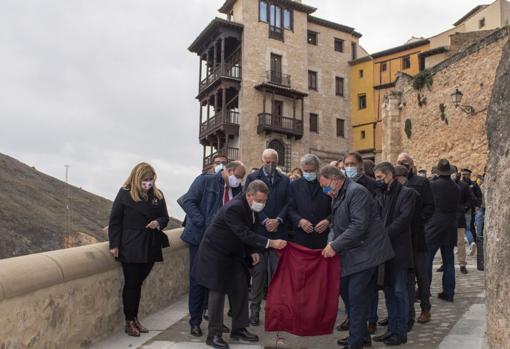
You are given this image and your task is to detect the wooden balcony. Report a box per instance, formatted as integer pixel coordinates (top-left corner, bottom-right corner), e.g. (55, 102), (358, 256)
(199, 49), (241, 95)
(199, 110), (240, 141)
(203, 147), (240, 167)
(257, 113), (303, 139)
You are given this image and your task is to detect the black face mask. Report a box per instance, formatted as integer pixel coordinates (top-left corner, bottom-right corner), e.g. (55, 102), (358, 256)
(375, 179), (387, 191)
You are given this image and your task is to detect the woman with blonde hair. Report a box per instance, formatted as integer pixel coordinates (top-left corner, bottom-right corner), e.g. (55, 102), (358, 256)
(109, 162), (170, 337)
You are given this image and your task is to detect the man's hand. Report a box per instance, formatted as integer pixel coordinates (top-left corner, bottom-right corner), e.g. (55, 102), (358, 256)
(322, 243), (337, 258)
(299, 218), (314, 234)
(251, 253), (261, 266)
(269, 239), (287, 250)
(110, 248), (119, 258)
(146, 220), (160, 230)
(265, 219), (280, 233)
(314, 219), (330, 234)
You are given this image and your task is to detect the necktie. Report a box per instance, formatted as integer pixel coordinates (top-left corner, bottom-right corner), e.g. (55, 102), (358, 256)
(223, 186), (230, 205)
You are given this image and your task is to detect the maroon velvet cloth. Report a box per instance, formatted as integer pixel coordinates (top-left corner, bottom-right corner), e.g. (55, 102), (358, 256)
(264, 242), (340, 336)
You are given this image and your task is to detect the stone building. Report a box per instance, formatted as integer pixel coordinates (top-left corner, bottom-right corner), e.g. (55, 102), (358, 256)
(188, 0), (362, 170)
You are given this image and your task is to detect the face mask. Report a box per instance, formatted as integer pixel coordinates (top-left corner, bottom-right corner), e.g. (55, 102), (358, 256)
(141, 180), (153, 190)
(303, 171), (317, 182)
(214, 164), (225, 174)
(264, 163), (276, 175)
(228, 175), (241, 188)
(345, 166), (358, 179)
(322, 186), (333, 194)
(340, 168), (346, 175)
(251, 201), (265, 212)
(375, 179), (387, 190)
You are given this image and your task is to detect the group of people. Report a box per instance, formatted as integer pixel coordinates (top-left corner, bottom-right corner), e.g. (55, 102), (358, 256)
(107, 150), (485, 349)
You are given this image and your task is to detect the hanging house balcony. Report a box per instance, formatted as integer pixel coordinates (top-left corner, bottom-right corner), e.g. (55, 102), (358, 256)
(257, 113), (303, 139)
(199, 110), (240, 142)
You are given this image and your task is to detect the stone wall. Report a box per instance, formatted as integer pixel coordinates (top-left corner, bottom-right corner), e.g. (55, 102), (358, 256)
(0, 228), (189, 349)
(382, 27), (509, 174)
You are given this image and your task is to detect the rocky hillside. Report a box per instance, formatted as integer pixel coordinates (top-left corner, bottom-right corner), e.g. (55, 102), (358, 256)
(0, 153), (181, 259)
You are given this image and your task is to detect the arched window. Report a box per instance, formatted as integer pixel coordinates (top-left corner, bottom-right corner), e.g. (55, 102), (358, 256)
(267, 139), (285, 168)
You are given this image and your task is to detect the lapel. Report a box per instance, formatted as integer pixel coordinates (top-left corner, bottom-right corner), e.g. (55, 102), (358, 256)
(332, 179), (349, 214)
(310, 180), (321, 199)
(240, 194), (254, 226)
(384, 181), (402, 227)
(122, 189), (154, 219)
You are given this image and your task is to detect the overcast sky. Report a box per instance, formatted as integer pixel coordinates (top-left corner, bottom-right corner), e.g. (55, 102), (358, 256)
(0, 0), (489, 219)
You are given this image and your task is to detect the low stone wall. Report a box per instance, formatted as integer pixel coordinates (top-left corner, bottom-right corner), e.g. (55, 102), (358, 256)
(0, 228), (189, 349)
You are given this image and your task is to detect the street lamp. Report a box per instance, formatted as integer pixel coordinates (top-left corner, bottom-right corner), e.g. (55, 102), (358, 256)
(451, 88), (475, 115)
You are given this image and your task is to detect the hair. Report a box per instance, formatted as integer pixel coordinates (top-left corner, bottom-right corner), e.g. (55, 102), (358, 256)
(123, 162), (163, 202)
(262, 148), (278, 160)
(394, 164), (409, 177)
(319, 165), (346, 180)
(374, 162), (396, 176)
(246, 179), (269, 195)
(225, 160), (245, 171)
(344, 152), (363, 166)
(212, 154), (228, 163)
(397, 152), (414, 166)
(291, 167), (304, 176)
(300, 154), (320, 169)
(363, 159), (375, 178)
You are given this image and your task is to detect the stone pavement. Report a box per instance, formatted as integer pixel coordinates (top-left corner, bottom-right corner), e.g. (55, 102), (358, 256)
(91, 254), (486, 349)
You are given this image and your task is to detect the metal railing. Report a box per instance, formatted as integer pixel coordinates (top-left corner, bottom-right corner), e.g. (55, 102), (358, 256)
(199, 49), (242, 92)
(199, 110), (240, 138)
(257, 113), (303, 136)
(266, 70), (291, 87)
(204, 147), (240, 166)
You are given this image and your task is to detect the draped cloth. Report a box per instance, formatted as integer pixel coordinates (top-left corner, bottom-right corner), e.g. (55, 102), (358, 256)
(264, 242), (341, 336)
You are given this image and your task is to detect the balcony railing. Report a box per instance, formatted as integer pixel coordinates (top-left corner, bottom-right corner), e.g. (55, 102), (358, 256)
(257, 113), (303, 138)
(269, 25), (284, 41)
(266, 70), (291, 87)
(204, 147), (240, 167)
(199, 110), (240, 139)
(199, 49), (242, 93)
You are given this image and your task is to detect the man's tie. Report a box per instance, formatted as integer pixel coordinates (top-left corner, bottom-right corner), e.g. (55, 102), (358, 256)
(223, 185), (230, 205)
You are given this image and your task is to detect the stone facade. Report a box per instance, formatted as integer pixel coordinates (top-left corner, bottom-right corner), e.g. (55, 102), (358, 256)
(382, 27), (509, 175)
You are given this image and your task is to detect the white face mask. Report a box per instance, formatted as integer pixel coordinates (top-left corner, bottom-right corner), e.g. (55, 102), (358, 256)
(228, 175), (241, 188)
(251, 201), (265, 212)
(214, 164), (225, 174)
(141, 180), (153, 190)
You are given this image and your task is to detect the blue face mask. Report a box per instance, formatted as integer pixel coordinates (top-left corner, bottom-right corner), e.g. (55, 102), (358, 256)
(303, 171), (317, 182)
(322, 185), (333, 194)
(345, 166), (358, 179)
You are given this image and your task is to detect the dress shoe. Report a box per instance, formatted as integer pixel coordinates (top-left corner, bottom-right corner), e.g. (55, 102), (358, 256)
(373, 331), (393, 342)
(417, 310), (431, 324)
(336, 317), (350, 331)
(460, 266), (468, 274)
(134, 317), (149, 333)
(407, 319), (414, 332)
(203, 309), (209, 320)
(230, 328), (259, 342)
(368, 322), (377, 334)
(190, 325), (202, 337)
(436, 265), (444, 272)
(206, 335), (229, 349)
(222, 325), (230, 333)
(250, 310), (260, 326)
(227, 309), (233, 317)
(337, 335), (372, 347)
(438, 292), (454, 302)
(125, 321), (140, 337)
(377, 318), (388, 326)
(383, 334), (406, 346)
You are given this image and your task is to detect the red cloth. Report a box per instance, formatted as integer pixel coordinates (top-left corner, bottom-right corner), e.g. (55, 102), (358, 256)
(223, 186), (230, 205)
(264, 242), (340, 336)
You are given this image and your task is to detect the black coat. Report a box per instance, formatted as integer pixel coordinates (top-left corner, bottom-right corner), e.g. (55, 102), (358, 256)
(424, 176), (460, 246)
(406, 172), (434, 251)
(192, 194), (269, 293)
(109, 188), (170, 263)
(375, 181), (416, 272)
(356, 174), (377, 197)
(455, 179), (472, 228)
(287, 177), (332, 249)
(407, 187), (426, 253)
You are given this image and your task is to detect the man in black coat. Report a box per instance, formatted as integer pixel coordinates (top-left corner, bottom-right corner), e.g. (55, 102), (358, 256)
(245, 149), (290, 326)
(461, 168), (482, 254)
(192, 180), (287, 349)
(372, 163), (416, 346)
(396, 153), (434, 325)
(288, 154), (331, 250)
(424, 159), (460, 303)
(451, 166), (473, 274)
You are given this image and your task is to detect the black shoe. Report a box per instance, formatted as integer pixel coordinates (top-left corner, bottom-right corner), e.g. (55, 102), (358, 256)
(222, 325), (230, 333)
(460, 266), (468, 274)
(438, 292), (454, 302)
(407, 319), (415, 332)
(377, 318), (388, 326)
(337, 336), (372, 347)
(190, 325), (202, 337)
(336, 317), (350, 331)
(206, 335), (229, 349)
(227, 309), (232, 317)
(203, 309), (209, 321)
(249, 310), (260, 326)
(373, 331), (393, 342)
(383, 334), (406, 346)
(436, 265), (444, 272)
(230, 328), (259, 342)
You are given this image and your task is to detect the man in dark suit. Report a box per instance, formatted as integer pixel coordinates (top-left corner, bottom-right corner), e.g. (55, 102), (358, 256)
(425, 159), (460, 303)
(180, 161), (246, 337)
(372, 163), (416, 346)
(320, 166), (394, 349)
(245, 149), (290, 326)
(193, 180), (287, 349)
(452, 165), (473, 274)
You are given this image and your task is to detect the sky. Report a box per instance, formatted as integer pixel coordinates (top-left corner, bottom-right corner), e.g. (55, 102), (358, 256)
(0, 0), (491, 219)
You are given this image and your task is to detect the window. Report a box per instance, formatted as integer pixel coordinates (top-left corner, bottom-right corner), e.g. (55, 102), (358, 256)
(259, 1), (268, 22)
(402, 56), (411, 70)
(269, 4), (283, 40)
(335, 77), (345, 97)
(381, 62), (387, 72)
(361, 130), (366, 139)
(334, 38), (344, 52)
(283, 9), (292, 30)
(310, 113), (318, 133)
(336, 119), (345, 138)
(358, 94), (367, 110)
(479, 18), (485, 28)
(308, 70), (318, 91)
(307, 31), (318, 45)
(359, 69), (364, 78)
(351, 42), (357, 60)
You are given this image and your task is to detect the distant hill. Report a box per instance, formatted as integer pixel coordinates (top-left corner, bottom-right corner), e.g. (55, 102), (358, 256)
(0, 153), (181, 259)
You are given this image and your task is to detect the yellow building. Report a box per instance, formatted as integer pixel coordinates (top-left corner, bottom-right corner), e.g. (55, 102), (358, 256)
(350, 39), (430, 161)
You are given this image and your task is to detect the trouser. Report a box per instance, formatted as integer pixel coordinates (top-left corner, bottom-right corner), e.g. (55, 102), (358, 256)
(465, 211), (476, 244)
(208, 262), (250, 337)
(475, 208), (485, 238)
(385, 270), (409, 340)
(249, 249), (279, 312)
(427, 243), (455, 298)
(121, 262), (154, 321)
(457, 228), (467, 267)
(408, 250), (431, 322)
(341, 267), (376, 348)
(189, 245), (207, 326)
(367, 271), (379, 324)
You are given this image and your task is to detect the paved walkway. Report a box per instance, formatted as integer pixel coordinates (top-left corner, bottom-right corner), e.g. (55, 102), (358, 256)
(91, 254), (486, 349)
